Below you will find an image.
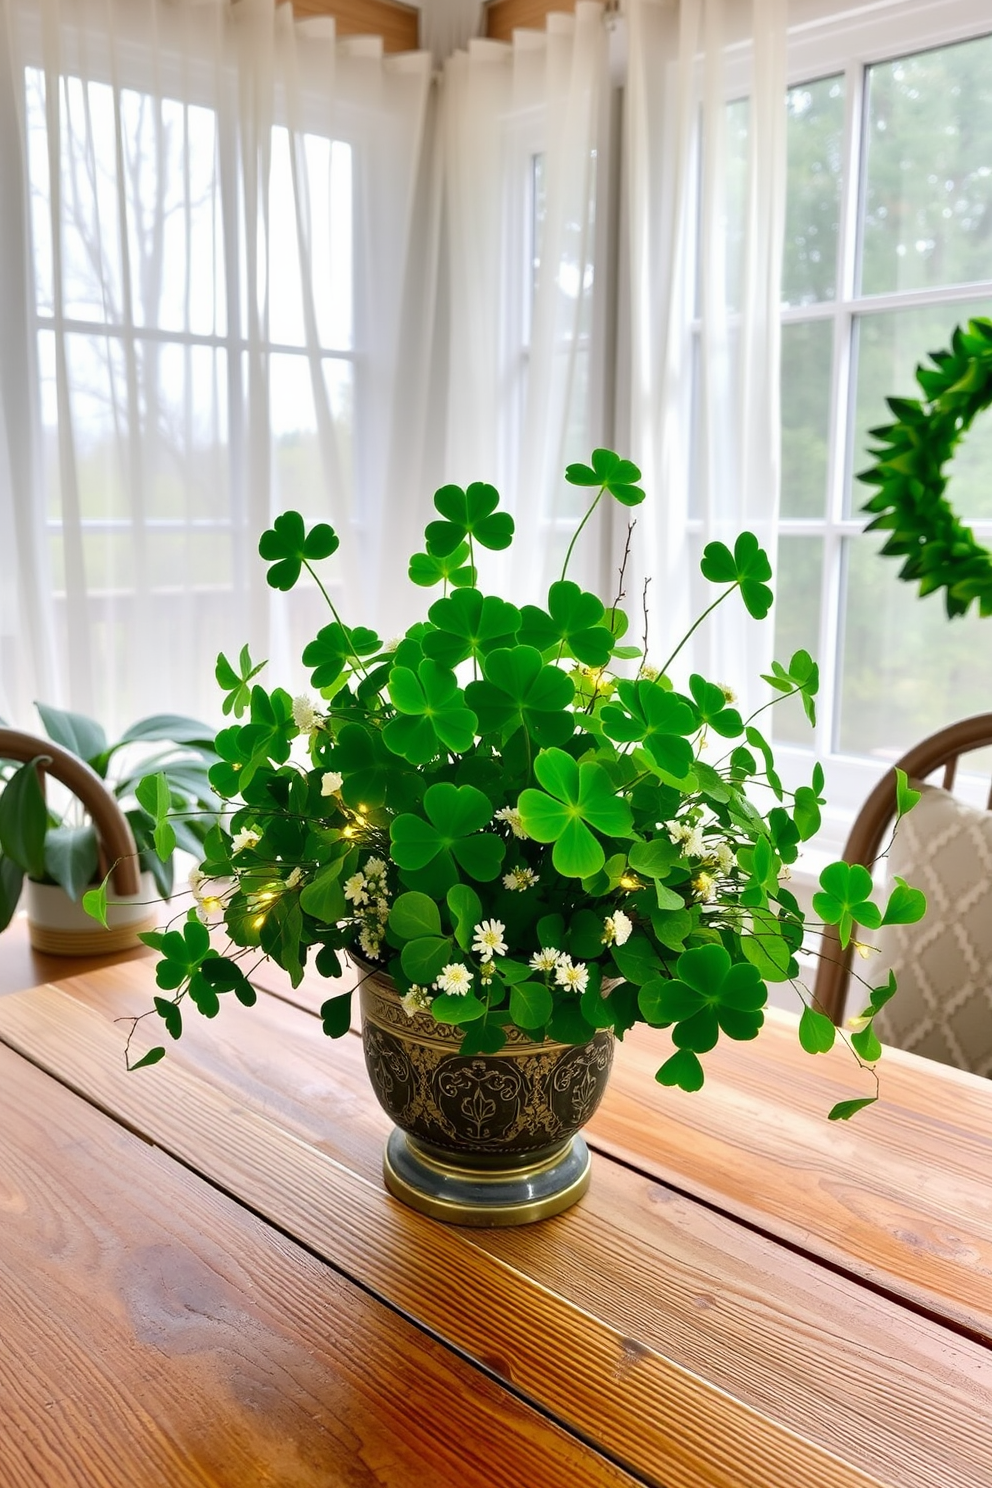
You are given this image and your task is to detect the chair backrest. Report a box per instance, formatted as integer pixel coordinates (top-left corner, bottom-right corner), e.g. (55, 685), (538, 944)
(0, 729), (141, 896)
(812, 714), (992, 1025)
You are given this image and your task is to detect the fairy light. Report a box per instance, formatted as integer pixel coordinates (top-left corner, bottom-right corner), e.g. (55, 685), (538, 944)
(619, 875), (640, 890)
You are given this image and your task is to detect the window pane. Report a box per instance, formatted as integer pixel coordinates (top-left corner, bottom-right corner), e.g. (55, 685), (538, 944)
(781, 319), (832, 518)
(783, 75), (845, 306)
(771, 535), (823, 745)
(860, 32), (992, 296)
(838, 533), (992, 758)
(724, 98), (749, 315)
(849, 299), (992, 517)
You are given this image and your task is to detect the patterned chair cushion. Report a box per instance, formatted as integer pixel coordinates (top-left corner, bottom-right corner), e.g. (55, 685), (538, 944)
(873, 785), (992, 1076)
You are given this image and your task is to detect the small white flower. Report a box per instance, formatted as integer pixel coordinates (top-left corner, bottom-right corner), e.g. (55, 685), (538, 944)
(692, 871), (718, 904)
(502, 866), (538, 891)
(400, 985), (432, 1017)
(231, 827), (261, 855)
(344, 872), (368, 905)
(714, 842), (735, 874)
(480, 961), (496, 982)
(603, 909), (633, 947)
(718, 683), (737, 704)
(384, 635), (402, 653)
(435, 963), (473, 996)
(529, 947), (561, 973)
(292, 694), (319, 732)
(555, 957), (589, 994)
(359, 926), (383, 959)
(638, 663), (659, 681)
(495, 806), (529, 840)
(284, 866), (303, 890)
(668, 821), (705, 858)
(364, 856), (388, 882)
(321, 770), (343, 797)
(472, 918), (507, 962)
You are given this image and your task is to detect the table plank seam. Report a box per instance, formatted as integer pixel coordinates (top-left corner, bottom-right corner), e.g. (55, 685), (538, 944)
(0, 1025), (668, 1488)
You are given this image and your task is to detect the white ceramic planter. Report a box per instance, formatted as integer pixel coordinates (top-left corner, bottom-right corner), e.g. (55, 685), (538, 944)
(26, 874), (159, 956)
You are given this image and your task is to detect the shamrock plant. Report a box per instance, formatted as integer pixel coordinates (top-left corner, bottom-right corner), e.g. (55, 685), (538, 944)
(124, 452), (925, 1118)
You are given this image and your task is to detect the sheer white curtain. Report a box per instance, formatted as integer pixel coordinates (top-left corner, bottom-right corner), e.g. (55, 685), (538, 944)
(376, 3), (610, 626)
(626, 0), (787, 708)
(0, 0), (430, 733)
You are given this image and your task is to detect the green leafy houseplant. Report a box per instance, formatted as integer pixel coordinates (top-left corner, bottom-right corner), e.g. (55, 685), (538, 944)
(0, 704), (219, 931)
(129, 452), (924, 1120)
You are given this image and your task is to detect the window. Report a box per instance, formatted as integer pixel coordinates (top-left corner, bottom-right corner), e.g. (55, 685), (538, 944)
(772, 15), (992, 839)
(22, 58), (355, 727)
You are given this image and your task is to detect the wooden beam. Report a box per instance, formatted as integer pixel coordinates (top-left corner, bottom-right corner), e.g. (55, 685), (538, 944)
(292, 0), (420, 53)
(484, 0), (576, 42)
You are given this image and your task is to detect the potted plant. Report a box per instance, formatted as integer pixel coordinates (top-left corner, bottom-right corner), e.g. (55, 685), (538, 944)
(112, 451), (925, 1226)
(0, 706), (218, 953)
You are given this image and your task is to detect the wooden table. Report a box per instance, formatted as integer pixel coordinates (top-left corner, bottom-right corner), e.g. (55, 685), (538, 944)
(0, 957), (989, 1488)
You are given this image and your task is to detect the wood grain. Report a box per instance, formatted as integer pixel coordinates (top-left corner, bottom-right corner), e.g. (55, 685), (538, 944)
(585, 1012), (992, 1341)
(0, 1039), (645, 1488)
(47, 963), (992, 1488)
(485, 0), (577, 42)
(0, 977), (891, 1488)
(292, 0), (420, 52)
(0, 910), (151, 998)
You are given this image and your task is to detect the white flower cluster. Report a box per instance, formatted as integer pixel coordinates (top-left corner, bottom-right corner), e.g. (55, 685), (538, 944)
(188, 866), (235, 924)
(669, 820), (706, 858)
(231, 826), (261, 855)
(400, 984), (433, 1017)
(527, 947), (589, 994)
(472, 919), (507, 962)
(494, 806), (529, 839)
(345, 856), (391, 959)
(321, 770), (343, 797)
(435, 963), (473, 996)
(502, 865), (538, 892)
(291, 694), (321, 733)
(602, 909), (633, 946)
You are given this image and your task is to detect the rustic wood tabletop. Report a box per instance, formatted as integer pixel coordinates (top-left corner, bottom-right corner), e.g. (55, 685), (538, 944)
(0, 948), (989, 1488)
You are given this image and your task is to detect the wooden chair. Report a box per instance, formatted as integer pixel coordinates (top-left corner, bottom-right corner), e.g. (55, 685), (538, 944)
(813, 713), (992, 1025)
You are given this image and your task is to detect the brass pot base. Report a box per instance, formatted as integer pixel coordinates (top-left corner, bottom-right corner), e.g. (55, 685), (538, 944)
(382, 1130), (591, 1227)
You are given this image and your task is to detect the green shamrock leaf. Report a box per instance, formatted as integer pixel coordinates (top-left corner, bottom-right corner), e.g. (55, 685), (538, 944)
(215, 644), (266, 718)
(655, 1048), (705, 1091)
(517, 747), (633, 878)
(689, 675), (744, 738)
(601, 679), (697, 783)
(798, 1006), (836, 1054)
(517, 581), (616, 666)
(828, 1097), (878, 1122)
(302, 622), (382, 689)
(880, 876), (926, 927)
(699, 531), (774, 619)
(384, 660), (478, 765)
(812, 861), (882, 948)
(408, 540), (476, 589)
(894, 767), (922, 820)
(423, 589), (521, 668)
(425, 482), (515, 556)
(322, 723), (420, 811)
(390, 782), (505, 883)
(258, 511), (339, 591)
(465, 646), (574, 746)
(792, 764), (826, 842)
(638, 943), (767, 1053)
(761, 648), (819, 726)
(564, 448), (645, 506)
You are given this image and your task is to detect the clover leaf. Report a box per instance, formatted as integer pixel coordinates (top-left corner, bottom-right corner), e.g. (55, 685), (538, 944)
(258, 511), (339, 591)
(408, 540), (476, 589)
(638, 943), (767, 1061)
(517, 747), (633, 878)
(322, 723), (420, 811)
(425, 482), (514, 556)
(601, 679), (697, 782)
(689, 675), (744, 738)
(390, 782), (505, 883)
(699, 531), (773, 619)
(880, 876), (926, 927)
(517, 581), (616, 666)
(423, 589), (521, 668)
(215, 645), (266, 718)
(384, 660), (478, 764)
(564, 448), (645, 507)
(465, 646), (574, 746)
(812, 861), (882, 948)
(762, 648), (819, 726)
(302, 622), (382, 689)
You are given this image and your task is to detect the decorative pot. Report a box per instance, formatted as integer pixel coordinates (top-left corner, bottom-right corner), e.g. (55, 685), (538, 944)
(26, 874), (158, 956)
(357, 963), (614, 1227)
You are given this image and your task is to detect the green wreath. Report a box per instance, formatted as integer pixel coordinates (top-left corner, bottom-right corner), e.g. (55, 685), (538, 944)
(859, 316), (992, 619)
